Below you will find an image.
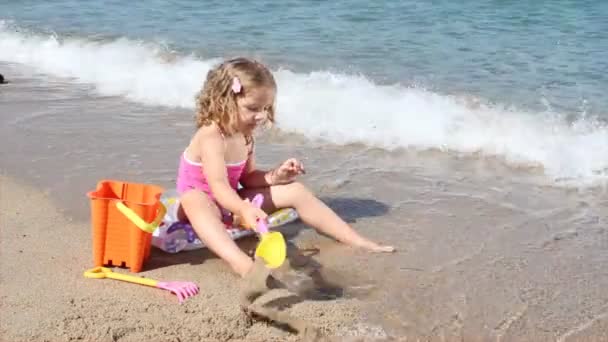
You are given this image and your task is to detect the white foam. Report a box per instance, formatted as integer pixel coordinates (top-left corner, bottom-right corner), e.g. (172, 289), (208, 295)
(275, 70), (608, 187)
(0, 21), (215, 107)
(1, 23), (606, 187)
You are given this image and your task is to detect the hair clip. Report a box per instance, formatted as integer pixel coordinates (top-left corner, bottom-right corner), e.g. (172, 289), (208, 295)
(231, 77), (242, 94)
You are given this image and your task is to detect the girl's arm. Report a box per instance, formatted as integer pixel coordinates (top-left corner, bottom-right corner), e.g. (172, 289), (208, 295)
(199, 126), (249, 215)
(239, 144), (277, 188)
(240, 140), (306, 187)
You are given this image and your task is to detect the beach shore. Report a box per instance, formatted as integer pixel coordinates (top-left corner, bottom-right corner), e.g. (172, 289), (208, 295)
(1, 63), (608, 341)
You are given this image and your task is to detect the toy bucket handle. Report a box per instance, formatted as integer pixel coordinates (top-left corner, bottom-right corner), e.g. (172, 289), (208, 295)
(83, 266), (112, 279)
(115, 201), (166, 233)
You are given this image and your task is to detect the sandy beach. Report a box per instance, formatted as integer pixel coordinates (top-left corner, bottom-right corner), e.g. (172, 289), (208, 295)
(1, 58), (608, 340)
(3, 151), (608, 342)
(1, 175), (390, 341)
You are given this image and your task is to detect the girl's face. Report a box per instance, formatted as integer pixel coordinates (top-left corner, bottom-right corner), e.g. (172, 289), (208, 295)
(236, 86), (275, 133)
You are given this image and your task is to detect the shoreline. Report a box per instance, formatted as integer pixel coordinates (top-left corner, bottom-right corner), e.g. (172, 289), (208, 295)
(2, 62), (608, 341)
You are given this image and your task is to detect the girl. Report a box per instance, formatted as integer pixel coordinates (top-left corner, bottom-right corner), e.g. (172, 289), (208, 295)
(177, 57), (394, 277)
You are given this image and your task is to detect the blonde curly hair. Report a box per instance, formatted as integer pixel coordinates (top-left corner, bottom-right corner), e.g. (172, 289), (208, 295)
(195, 57), (277, 137)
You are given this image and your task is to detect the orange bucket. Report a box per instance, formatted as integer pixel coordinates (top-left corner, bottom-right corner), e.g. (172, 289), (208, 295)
(87, 180), (165, 273)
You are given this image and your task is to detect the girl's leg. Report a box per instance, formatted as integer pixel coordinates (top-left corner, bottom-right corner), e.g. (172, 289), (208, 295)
(179, 190), (254, 277)
(239, 182), (394, 252)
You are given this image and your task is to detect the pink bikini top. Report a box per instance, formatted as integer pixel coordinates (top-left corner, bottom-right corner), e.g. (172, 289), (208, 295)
(175, 140), (253, 200)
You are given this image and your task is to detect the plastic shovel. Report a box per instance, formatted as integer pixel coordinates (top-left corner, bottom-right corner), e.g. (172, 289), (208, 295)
(250, 194), (287, 269)
(83, 267), (199, 303)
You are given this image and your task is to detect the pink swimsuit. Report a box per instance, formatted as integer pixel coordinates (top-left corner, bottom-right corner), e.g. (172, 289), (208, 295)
(176, 150), (247, 225)
(176, 151), (246, 197)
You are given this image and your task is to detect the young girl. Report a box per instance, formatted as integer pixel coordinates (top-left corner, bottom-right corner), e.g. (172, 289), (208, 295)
(177, 57), (394, 277)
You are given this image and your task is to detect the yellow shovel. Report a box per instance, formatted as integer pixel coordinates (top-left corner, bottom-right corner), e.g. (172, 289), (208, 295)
(251, 194), (287, 269)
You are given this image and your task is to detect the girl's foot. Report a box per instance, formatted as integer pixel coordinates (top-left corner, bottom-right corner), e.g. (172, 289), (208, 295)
(354, 239), (396, 253)
(239, 259), (271, 305)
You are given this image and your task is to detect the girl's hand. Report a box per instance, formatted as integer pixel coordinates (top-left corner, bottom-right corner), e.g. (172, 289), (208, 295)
(271, 158), (306, 185)
(238, 203), (268, 230)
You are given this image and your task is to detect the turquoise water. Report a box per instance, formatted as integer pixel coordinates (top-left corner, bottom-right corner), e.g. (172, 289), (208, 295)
(1, 1), (607, 185)
(3, 0), (608, 113)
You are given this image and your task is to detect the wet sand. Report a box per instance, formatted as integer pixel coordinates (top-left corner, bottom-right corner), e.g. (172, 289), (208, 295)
(2, 62), (608, 341)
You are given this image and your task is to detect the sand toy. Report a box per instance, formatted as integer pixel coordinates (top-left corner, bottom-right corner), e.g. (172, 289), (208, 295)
(250, 194), (287, 269)
(87, 180), (166, 273)
(84, 267), (199, 303)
